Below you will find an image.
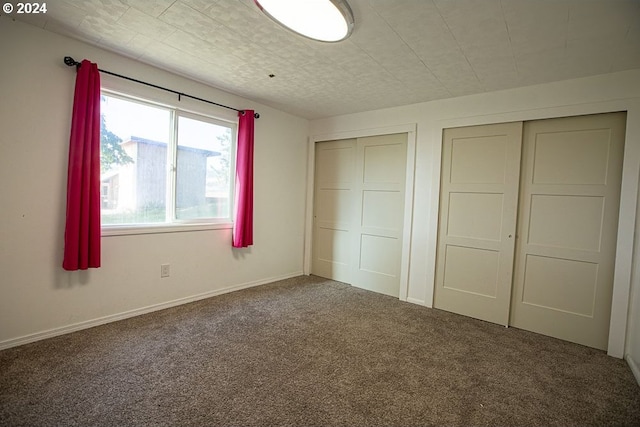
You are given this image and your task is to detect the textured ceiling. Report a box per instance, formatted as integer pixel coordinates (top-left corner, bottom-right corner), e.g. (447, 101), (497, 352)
(11, 0), (640, 119)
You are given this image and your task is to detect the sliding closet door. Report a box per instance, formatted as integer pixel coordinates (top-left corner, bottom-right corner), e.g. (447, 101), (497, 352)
(433, 122), (523, 325)
(311, 139), (357, 283)
(312, 134), (408, 297)
(510, 113), (626, 350)
(351, 134), (407, 297)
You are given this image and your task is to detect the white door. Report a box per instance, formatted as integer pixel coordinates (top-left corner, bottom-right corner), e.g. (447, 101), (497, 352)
(311, 139), (356, 283)
(510, 113), (626, 350)
(352, 134), (407, 297)
(312, 134), (408, 298)
(433, 122), (523, 325)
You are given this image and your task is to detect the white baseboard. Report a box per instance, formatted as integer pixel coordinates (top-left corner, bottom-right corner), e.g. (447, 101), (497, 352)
(626, 354), (640, 386)
(0, 272), (303, 351)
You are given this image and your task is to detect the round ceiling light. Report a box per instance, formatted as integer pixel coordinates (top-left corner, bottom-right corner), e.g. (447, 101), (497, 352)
(254, 0), (354, 42)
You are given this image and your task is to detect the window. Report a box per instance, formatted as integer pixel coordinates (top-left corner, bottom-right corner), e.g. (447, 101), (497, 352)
(100, 92), (235, 230)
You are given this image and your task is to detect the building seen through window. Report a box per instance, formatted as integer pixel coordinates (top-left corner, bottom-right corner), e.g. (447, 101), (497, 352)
(100, 93), (235, 226)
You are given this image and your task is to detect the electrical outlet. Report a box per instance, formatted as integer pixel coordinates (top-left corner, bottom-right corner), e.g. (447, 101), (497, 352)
(160, 264), (170, 278)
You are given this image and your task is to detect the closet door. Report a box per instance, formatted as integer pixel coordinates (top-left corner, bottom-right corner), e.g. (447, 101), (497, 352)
(351, 134), (407, 297)
(312, 134), (408, 297)
(434, 122), (523, 325)
(311, 139), (357, 283)
(510, 113), (626, 350)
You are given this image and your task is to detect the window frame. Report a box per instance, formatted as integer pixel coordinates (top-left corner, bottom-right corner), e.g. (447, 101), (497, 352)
(100, 89), (237, 236)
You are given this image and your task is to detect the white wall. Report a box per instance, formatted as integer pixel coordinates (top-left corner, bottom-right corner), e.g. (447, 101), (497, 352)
(310, 69), (640, 366)
(0, 18), (309, 348)
(627, 185), (640, 382)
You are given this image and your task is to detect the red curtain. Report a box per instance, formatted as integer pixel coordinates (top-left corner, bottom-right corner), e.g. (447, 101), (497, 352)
(62, 60), (101, 270)
(233, 110), (255, 248)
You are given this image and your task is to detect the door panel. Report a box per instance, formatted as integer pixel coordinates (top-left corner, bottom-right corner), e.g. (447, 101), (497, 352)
(359, 234), (399, 277)
(442, 245), (501, 297)
(434, 122), (523, 325)
(362, 190), (403, 230)
(527, 195), (604, 251)
(520, 255), (598, 316)
(311, 139), (356, 283)
(450, 135), (509, 184)
(510, 113), (626, 350)
(352, 134), (407, 297)
(530, 128), (611, 185)
(447, 192), (504, 240)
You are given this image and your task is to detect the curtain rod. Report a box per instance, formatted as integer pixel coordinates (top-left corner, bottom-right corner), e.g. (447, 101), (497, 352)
(63, 56), (260, 119)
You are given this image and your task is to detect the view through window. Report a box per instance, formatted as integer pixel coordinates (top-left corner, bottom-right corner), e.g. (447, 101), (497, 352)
(100, 93), (235, 226)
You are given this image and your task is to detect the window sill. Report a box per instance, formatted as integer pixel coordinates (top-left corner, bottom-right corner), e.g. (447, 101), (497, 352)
(101, 221), (233, 237)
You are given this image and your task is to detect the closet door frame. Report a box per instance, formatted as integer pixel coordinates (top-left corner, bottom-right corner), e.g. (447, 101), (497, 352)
(426, 100), (640, 358)
(305, 123), (417, 302)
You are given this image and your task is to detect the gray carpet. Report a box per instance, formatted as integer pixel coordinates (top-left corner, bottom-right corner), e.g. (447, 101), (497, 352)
(1, 275), (639, 427)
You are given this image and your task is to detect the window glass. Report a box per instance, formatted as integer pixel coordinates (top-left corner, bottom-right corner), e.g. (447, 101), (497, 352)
(176, 116), (232, 220)
(99, 93), (235, 227)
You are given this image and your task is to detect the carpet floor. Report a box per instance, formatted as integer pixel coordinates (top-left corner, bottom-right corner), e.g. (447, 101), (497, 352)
(1, 275), (639, 426)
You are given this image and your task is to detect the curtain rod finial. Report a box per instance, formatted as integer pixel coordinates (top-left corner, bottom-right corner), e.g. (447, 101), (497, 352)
(64, 56), (80, 68)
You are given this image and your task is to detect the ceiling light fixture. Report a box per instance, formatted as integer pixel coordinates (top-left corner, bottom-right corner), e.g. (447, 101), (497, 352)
(254, 0), (354, 43)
